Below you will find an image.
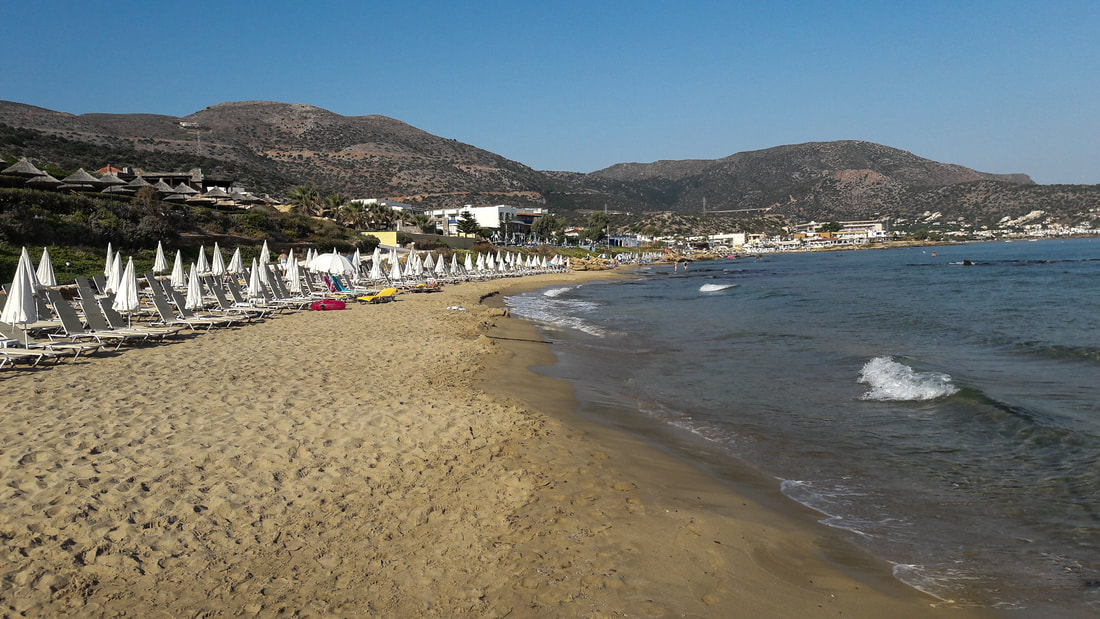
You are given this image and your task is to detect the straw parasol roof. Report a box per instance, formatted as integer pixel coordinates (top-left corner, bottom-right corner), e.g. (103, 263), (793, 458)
(163, 193), (189, 202)
(201, 187), (230, 199)
(152, 179), (175, 193)
(173, 183), (199, 195)
(101, 185), (134, 195)
(126, 176), (151, 189)
(62, 168), (101, 185)
(24, 173), (62, 187)
(97, 172), (127, 186)
(2, 157), (45, 178)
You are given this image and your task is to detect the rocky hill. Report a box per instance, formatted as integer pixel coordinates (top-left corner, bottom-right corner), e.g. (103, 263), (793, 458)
(2, 100), (1097, 231)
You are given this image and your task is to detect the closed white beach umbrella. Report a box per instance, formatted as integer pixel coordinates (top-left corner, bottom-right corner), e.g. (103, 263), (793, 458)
(486, 253), (495, 271)
(452, 253), (460, 273)
(260, 240), (271, 266)
(247, 258), (264, 299)
(352, 248), (362, 273)
(369, 257), (383, 281)
(403, 251), (416, 277)
(103, 242), (114, 277)
(434, 254), (446, 276)
(1, 252), (37, 346)
(372, 247), (382, 266)
(498, 257), (507, 273)
(105, 251), (121, 293)
(35, 247), (56, 288)
(227, 247), (244, 274)
(476, 253), (486, 272)
(196, 245), (209, 274)
(185, 263), (204, 310)
(153, 241), (168, 273)
(285, 249), (302, 294)
(211, 242), (227, 276)
(170, 250), (186, 289)
(464, 253), (473, 272)
(423, 252), (435, 271)
(112, 256), (140, 320)
(389, 252), (403, 280)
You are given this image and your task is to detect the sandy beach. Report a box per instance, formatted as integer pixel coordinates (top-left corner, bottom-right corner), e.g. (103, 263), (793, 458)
(0, 273), (996, 617)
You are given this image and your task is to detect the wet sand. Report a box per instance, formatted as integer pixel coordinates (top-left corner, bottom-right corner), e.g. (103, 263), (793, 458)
(0, 273), (995, 617)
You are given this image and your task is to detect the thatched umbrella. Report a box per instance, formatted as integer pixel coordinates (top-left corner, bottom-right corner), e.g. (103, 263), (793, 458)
(97, 172), (127, 186)
(173, 183), (199, 195)
(25, 173), (62, 188)
(164, 193), (188, 202)
(60, 168), (100, 191)
(152, 179), (175, 194)
(101, 185), (134, 195)
(1, 157), (45, 178)
(126, 176), (151, 189)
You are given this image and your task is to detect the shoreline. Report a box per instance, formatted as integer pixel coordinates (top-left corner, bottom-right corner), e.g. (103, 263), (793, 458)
(480, 273), (1000, 617)
(0, 273), (997, 616)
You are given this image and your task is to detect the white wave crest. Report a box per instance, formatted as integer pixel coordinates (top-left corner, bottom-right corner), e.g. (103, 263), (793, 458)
(542, 286), (574, 297)
(699, 283), (738, 292)
(858, 357), (959, 401)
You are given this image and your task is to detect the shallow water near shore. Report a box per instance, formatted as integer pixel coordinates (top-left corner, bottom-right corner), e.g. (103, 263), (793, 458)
(507, 238), (1100, 615)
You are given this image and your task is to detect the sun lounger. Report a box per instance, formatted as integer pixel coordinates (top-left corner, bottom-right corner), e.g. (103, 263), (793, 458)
(358, 287), (398, 304)
(164, 286), (245, 328)
(0, 320), (102, 361)
(97, 295), (184, 340)
(142, 275), (229, 331)
(201, 276), (267, 320)
(43, 289), (132, 350)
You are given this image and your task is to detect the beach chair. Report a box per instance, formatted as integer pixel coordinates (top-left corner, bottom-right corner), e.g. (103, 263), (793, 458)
(91, 274), (109, 295)
(0, 320), (102, 361)
(358, 287), (398, 304)
(143, 275), (227, 332)
(97, 295), (185, 340)
(43, 289), (132, 350)
(77, 293), (164, 347)
(201, 276), (267, 320)
(164, 286), (245, 328)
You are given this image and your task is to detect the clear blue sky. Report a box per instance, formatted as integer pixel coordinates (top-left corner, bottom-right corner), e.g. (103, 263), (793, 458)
(1, 0), (1096, 184)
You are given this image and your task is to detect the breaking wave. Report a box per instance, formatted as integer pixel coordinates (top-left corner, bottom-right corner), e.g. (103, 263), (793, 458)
(858, 357), (959, 401)
(699, 283), (739, 292)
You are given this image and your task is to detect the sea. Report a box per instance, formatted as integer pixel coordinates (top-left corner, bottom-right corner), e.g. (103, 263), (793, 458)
(505, 237), (1100, 615)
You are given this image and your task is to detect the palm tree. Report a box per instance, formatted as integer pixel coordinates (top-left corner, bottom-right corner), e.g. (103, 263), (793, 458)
(367, 202), (395, 230)
(410, 213), (432, 233)
(339, 200), (368, 229)
(322, 193), (349, 219)
(288, 185), (321, 216)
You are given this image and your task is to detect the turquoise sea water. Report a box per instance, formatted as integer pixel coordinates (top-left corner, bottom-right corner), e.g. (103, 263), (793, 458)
(506, 238), (1100, 615)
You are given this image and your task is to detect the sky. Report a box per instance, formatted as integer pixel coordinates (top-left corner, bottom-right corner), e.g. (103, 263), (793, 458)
(0, 0), (1096, 184)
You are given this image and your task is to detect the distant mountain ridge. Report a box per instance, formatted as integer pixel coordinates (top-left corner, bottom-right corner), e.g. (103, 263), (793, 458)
(2, 99), (1096, 231)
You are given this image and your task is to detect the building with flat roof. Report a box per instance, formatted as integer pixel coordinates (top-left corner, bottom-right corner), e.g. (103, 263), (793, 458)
(427, 204), (547, 239)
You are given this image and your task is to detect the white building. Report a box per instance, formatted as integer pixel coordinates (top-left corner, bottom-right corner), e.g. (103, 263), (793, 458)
(427, 205), (548, 237)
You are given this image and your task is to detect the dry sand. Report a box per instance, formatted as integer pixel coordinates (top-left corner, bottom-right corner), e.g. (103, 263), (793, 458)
(0, 274), (996, 617)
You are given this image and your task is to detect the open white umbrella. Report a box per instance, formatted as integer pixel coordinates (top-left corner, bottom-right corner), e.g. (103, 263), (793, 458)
(1, 249), (38, 346)
(35, 247), (57, 288)
(103, 242), (114, 277)
(285, 249), (302, 294)
(227, 247), (244, 274)
(247, 258), (264, 299)
(153, 241), (168, 273)
(196, 245), (210, 274)
(211, 242), (227, 276)
(185, 263), (204, 310)
(112, 256), (140, 325)
(170, 250), (186, 289)
(311, 251), (355, 275)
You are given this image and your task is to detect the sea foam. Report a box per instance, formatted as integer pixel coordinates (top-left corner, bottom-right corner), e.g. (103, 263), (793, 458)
(858, 356), (959, 401)
(699, 283), (738, 292)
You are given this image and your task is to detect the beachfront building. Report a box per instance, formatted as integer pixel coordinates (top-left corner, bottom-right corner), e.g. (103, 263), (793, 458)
(427, 205), (548, 241)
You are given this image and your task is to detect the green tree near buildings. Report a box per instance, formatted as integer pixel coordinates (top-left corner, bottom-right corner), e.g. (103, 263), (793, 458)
(819, 220), (843, 233)
(456, 211), (480, 236)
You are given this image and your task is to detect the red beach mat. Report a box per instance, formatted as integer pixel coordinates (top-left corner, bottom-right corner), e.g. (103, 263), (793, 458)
(310, 299), (347, 311)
